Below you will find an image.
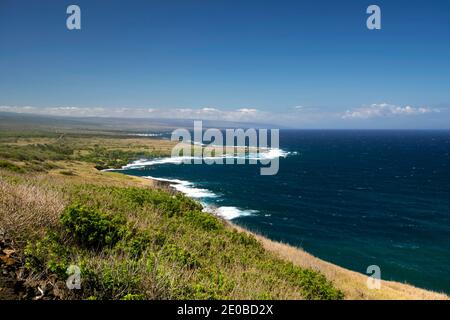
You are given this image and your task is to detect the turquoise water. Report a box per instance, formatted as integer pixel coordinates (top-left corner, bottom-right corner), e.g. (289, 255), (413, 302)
(121, 130), (450, 293)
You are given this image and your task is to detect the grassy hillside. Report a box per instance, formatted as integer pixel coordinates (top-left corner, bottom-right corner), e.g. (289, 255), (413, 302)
(0, 130), (447, 300)
(0, 132), (175, 172)
(0, 132), (342, 300)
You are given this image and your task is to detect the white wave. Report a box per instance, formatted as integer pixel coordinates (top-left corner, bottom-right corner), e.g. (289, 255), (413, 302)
(144, 175), (217, 198)
(122, 156), (192, 169)
(121, 147), (296, 170)
(202, 204), (258, 220)
(213, 206), (258, 220)
(247, 148), (296, 160)
(140, 178), (257, 220)
(263, 148), (294, 158)
(119, 148), (293, 220)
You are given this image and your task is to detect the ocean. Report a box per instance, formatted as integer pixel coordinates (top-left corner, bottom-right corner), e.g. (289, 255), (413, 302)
(120, 130), (450, 294)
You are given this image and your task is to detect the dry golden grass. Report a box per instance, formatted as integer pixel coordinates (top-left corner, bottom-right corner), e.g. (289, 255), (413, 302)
(231, 225), (449, 300)
(0, 177), (66, 242)
(48, 161), (161, 188)
(1, 161), (160, 191)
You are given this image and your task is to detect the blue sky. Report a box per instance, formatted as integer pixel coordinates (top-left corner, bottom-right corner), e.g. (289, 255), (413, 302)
(1, 0), (449, 128)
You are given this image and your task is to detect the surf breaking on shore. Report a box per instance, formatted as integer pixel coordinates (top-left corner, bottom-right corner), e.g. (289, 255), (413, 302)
(143, 175), (259, 220)
(119, 147), (295, 169)
(115, 147), (296, 220)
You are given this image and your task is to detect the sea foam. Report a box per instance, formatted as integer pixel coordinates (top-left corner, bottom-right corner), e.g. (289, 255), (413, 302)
(122, 147), (296, 169)
(211, 206), (258, 220)
(143, 176), (258, 220)
(144, 176), (217, 198)
(122, 148), (294, 220)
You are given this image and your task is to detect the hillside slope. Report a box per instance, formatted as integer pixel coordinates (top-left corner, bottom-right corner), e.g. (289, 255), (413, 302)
(0, 132), (447, 300)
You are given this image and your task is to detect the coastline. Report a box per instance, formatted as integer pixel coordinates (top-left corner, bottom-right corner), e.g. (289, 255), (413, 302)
(2, 130), (448, 300)
(130, 173), (448, 300)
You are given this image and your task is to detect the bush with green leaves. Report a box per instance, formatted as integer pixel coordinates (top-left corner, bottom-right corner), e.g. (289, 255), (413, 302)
(80, 147), (166, 169)
(184, 210), (224, 231)
(113, 186), (202, 216)
(24, 233), (70, 279)
(60, 203), (126, 248)
(162, 243), (200, 269)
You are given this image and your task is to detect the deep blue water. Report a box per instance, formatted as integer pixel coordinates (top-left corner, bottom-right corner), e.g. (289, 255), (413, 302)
(121, 130), (450, 293)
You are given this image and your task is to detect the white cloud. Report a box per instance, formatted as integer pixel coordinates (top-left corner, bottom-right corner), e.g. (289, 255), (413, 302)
(201, 107), (219, 112)
(237, 108), (257, 113)
(0, 105), (269, 123)
(2, 103), (444, 128)
(342, 103), (439, 119)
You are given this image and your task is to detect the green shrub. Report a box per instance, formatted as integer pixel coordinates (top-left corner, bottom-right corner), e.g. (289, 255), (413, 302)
(120, 293), (145, 300)
(111, 187), (202, 216)
(295, 268), (343, 300)
(71, 258), (144, 300)
(24, 233), (70, 279)
(184, 270), (234, 300)
(79, 147), (165, 170)
(227, 229), (261, 248)
(125, 231), (151, 258)
(95, 260), (142, 299)
(60, 203), (125, 248)
(184, 211), (224, 231)
(263, 260), (344, 300)
(152, 231), (167, 247)
(163, 243), (200, 269)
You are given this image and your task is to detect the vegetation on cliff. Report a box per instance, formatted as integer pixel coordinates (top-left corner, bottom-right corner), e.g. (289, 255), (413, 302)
(0, 132), (342, 300)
